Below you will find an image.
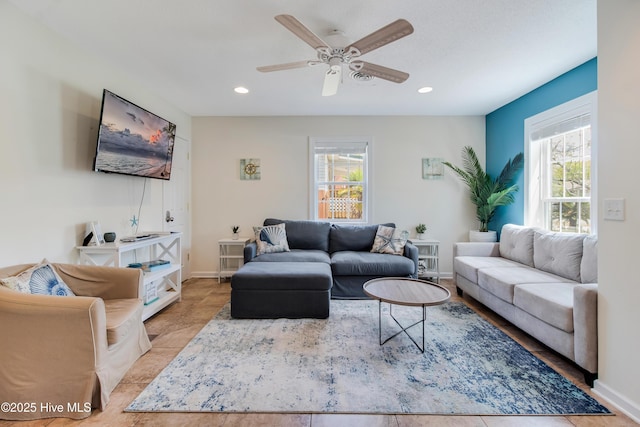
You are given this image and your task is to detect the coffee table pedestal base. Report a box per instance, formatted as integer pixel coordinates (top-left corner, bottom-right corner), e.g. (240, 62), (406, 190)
(378, 301), (426, 353)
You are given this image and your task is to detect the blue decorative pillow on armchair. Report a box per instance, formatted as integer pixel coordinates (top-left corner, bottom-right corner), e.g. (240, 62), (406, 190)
(0, 260), (75, 296)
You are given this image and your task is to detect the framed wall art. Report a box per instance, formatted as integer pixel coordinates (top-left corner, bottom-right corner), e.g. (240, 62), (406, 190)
(240, 158), (261, 180)
(422, 158), (444, 180)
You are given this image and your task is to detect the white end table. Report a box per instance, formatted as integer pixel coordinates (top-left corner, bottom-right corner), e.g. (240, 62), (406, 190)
(218, 237), (251, 283)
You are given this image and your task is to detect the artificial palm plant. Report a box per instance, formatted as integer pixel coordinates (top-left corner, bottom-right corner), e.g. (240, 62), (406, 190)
(442, 146), (524, 232)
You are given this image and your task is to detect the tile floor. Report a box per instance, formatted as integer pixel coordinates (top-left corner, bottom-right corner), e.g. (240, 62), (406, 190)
(1, 278), (637, 427)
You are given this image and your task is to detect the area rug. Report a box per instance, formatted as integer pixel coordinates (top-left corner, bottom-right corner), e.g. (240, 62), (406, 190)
(126, 301), (610, 415)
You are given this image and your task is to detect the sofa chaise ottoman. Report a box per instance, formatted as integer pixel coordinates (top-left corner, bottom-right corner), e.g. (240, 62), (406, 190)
(242, 218), (418, 299)
(231, 262), (333, 318)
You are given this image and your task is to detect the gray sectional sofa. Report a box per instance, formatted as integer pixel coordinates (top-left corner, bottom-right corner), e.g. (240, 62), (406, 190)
(231, 218), (419, 318)
(453, 224), (598, 384)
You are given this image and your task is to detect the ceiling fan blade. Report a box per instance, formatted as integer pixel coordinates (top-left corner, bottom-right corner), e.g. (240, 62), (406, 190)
(274, 14), (330, 50)
(322, 67), (342, 97)
(257, 60), (321, 72)
(350, 61), (409, 83)
(346, 19), (414, 56)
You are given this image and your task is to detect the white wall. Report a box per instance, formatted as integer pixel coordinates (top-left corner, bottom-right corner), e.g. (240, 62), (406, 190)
(191, 116), (485, 277)
(593, 0), (640, 420)
(0, 1), (191, 265)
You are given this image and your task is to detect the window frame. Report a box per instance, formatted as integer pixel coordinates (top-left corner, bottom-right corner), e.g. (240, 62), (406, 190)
(308, 136), (372, 223)
(524, 91), (598, 234)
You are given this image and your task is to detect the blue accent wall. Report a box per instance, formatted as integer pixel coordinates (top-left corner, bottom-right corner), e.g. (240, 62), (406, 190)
(485, 58), (597, 232)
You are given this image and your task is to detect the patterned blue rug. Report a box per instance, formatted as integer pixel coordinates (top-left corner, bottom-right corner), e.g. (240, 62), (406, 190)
(127, 301), (610, 415)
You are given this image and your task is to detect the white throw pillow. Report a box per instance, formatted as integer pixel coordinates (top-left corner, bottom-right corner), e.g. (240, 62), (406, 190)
(371, 225), (407, 255)
(254, 223), (290, 255)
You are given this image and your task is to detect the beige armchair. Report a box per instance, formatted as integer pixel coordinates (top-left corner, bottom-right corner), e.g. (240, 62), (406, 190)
(0, 263), (152, 420)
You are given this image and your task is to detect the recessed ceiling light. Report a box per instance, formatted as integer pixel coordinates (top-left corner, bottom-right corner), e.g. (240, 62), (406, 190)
(234, 86), (249, 94)
(418, 86), (433, 94)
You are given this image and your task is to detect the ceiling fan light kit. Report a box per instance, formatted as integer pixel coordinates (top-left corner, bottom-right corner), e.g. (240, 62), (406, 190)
(258, 14), (414, 96)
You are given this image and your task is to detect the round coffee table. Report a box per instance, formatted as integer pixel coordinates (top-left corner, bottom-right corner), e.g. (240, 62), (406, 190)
(363, 277), (451, 353)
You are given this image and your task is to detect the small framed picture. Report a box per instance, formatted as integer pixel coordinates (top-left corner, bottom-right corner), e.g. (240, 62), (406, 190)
(240, 158), (261, 180)
(84, 221), (105, 246)
(144, 281), (159, 305)
(422, 158), (444, 180)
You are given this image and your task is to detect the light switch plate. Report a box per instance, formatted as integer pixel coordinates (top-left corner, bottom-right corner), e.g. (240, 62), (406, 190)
(604, 198), (625, 221)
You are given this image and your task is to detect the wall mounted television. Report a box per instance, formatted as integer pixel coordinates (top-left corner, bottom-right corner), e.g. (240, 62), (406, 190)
(93, 89), (176, 180)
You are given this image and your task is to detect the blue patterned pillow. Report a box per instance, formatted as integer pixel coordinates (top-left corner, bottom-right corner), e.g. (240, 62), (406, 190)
(371, 225), (408, 255)
(0, 260), (75, 296)
(254, 223), (290, 256)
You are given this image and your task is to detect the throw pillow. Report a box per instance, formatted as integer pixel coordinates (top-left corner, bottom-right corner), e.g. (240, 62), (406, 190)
(0, 259), (75, 296)
(254, 223), (290, 256)
(370, 225), (407, 255)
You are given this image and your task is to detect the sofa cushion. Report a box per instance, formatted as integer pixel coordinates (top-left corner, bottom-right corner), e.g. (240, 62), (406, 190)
(370, 225), (407, 255)
(513, 283), (576, 333)
(104, 298), (144, 346)
(478, 266), (575, 304)
(232, 262), (332, 291)
(581, 235), (598, 283)
(454, 256), (523, 284)
(264, 218), (330, 251)
(499, 224), (536, 267)
(254, 223), (290, 255)
(248, 249), (330, 263)
(329, 223), (395, 253)
(330, 251), (414, 276)
(533, 230), (586, 282)
(0, 260), (75, 296)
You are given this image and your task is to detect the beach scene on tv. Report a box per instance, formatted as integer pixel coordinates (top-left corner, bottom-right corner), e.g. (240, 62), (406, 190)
(95, 91), (176, 180)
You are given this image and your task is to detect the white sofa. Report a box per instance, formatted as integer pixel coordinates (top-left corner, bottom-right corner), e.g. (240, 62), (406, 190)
(453, 224), (598, 385)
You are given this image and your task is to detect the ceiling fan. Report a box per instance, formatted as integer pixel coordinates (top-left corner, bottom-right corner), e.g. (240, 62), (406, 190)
(257, 15), (414, 96)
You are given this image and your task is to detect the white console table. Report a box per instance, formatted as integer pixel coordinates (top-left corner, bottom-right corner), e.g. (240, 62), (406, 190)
(77, 233), (182, 321)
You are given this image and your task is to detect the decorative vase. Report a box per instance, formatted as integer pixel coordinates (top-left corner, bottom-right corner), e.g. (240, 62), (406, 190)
(469, 230), (497, 242)
(416, 233), (425, 240)
(232, 233), (239, 240)
(103, 232), (116, 243)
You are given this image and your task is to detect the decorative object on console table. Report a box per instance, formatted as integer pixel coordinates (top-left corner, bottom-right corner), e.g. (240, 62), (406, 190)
(76, 233), (182, 321)
(415, 223), (427, 240)
(143, 280), (159, 305)
(219, 237), (251, 283)
(135, 259), (171, 272)
(231, 226), (240, 240)
(442, 146), (523, 242)
(411, 238), (440, 283)
(83, 221), (104, 246)
(103, 232), (116, 242)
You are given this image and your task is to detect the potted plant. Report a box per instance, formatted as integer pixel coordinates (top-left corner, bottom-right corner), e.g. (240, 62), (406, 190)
(415, 223), (427, 240)
(442, 146), (524, 242)
(231, 226), (240, 240)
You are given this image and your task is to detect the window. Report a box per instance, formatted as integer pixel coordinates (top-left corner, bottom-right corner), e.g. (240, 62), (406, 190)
(309, 137), (371, 223)
(524, 92), (597, 234)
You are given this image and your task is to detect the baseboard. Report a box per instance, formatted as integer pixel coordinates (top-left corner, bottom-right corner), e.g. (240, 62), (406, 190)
(190, 270), (218, 279)
(593, 379), (640, 423)
(189, 271), (455, 281)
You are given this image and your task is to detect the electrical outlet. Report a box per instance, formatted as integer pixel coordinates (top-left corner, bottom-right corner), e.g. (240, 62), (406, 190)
(604, 198), (625, 221)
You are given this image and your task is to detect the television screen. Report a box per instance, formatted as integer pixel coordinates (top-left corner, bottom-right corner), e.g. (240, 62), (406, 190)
(94, 89), (176, 180)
